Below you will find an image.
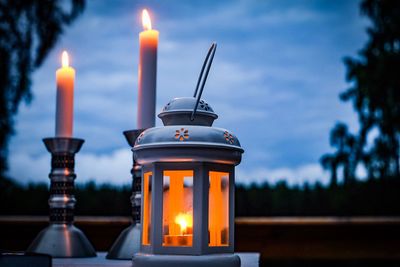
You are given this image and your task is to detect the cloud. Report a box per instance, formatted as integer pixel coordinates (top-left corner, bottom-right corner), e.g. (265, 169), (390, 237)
(76, 149), (132, 184)
(236, 163), (330, 187)
(8, 152), (50, 184)
(160, 0), (325, 36)
(7, 148), (132, 185)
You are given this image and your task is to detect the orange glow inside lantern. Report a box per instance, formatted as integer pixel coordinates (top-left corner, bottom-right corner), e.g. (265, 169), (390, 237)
(162, 170), (193, 246)
(208, 171), (229, 246)
(142, 172), (152, 245)
(142, 169), (230, 248)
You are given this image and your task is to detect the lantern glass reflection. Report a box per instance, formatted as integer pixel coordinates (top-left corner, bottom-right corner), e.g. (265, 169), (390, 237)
(142, 172), (153, 245)
(162, 170), (194, 247)
(208, 171), (229, 246)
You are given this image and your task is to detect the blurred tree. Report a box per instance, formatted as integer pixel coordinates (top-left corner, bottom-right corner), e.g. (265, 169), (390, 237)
(322, 0), (400, 182)
(320, 154), (338, 186)
(321, 123), (357, 185)
(0, 0), (85, 177)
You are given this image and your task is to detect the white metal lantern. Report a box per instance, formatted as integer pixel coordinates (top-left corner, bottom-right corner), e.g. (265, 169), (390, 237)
(132, 96), (244, 267)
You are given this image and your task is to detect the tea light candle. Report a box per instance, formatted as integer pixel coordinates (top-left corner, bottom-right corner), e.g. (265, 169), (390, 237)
(164, 234), (193, 246)
(164, 212), (193, 246)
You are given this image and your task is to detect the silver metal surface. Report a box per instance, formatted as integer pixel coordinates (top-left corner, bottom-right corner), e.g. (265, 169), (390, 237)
(134, 125), (243, 165)
(159, 97), (217, 126)
(27, 137), (96, 258)
(106, 224), (141, 259)
(123, 129), (146, 147)
(43, 137), (84, 154)
(106, 129), (145, 259)
(27, 224), (96, 258)
(135, 125), (241, 147)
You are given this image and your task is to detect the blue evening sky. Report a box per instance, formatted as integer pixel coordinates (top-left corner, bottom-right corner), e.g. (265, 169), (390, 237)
(7, 0), (368, 186)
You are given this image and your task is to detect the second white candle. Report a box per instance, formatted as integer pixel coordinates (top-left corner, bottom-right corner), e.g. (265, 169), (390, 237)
(137, 9), (158, 129)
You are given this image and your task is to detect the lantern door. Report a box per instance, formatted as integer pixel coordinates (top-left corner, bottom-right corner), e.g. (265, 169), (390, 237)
(204, 163), (235, 254)
(140, 165), (155, 254)
(162, 169), (194, 247)
(141, 162), (205, 255)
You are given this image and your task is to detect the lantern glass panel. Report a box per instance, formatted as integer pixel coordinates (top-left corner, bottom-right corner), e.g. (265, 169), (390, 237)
(162, 170), (194, 247)
(208, 171), (229, 247)
(142, 171), (152, 245)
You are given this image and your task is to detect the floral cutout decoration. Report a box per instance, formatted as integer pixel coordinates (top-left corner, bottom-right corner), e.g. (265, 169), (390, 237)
(137, 132), (145, 143)
(224, 131), (235, 144)
(175, 128), (189, 141)
(199, 99), (210, 111)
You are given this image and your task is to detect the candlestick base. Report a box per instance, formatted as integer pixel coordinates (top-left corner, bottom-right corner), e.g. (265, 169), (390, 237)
(27, 137), (96, 258)
(106, 223), (142, 259)
(27, 224), (96, 258)
(132, 253), (241, 267)
(106, 129), (145, 259)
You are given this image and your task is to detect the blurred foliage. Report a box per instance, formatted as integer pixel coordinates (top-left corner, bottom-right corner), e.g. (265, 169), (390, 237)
(1, 175), (399, 216)
(0, 176), (131, 215)
(75, 181), (131, 215)
(0, 0), (85, 177)
(321, 123), (357, 185)
(321, 0), (400, 183)
(236, 179), (400, 216)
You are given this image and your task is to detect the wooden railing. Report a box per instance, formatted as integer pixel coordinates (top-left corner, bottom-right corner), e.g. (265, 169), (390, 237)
(1, 216), (399, 261)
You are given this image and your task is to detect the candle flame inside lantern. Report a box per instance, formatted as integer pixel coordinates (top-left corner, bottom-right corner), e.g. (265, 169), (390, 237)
(142, 9), (152, 30)
(62, 51), (69, 67)
(175, 212), (193, 234)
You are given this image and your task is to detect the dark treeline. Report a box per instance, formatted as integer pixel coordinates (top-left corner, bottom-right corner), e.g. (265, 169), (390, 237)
(1, 175), (399, 217)
(0, 177), (131, 216)
(236, 178), (400, 216)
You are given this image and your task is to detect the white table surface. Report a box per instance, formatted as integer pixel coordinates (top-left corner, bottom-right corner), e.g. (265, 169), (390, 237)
(53, 252), (259, 267)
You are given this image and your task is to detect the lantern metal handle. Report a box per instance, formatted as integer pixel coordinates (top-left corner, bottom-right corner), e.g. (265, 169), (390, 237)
(191, 42), (217, 121)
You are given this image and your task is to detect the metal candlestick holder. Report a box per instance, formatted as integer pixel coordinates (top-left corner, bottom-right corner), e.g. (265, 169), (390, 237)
(106, 129), (145, 259)
(27, 137), (96, 258)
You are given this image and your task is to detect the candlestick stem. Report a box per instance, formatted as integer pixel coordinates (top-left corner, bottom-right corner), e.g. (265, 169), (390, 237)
(106, 129), (145, 259)
(27, 137), (96, 258)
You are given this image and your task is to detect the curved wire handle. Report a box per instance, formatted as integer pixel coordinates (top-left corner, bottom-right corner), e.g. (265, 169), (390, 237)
(191, 42), (217, 121)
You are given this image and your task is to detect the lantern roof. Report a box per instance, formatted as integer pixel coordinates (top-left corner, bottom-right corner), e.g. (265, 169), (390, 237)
(133, 97), (244, 165)
(158, 97), (217, 126)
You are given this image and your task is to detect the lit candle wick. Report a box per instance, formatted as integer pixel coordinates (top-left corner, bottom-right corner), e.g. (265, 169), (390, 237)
(175, 213), (192, 235)
(62, 51), (69, 67)
(142, 9), (152, 30)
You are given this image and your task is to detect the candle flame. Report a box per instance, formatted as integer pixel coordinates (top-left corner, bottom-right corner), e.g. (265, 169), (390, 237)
(175, 213), (192, 233)
(142, 9), (152, 30)
(62, 51), (69, 67)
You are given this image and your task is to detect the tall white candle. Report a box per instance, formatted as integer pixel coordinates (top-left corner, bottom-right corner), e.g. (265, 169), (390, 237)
(55, 51), (75, 137)
(137, 9), (158, 129)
